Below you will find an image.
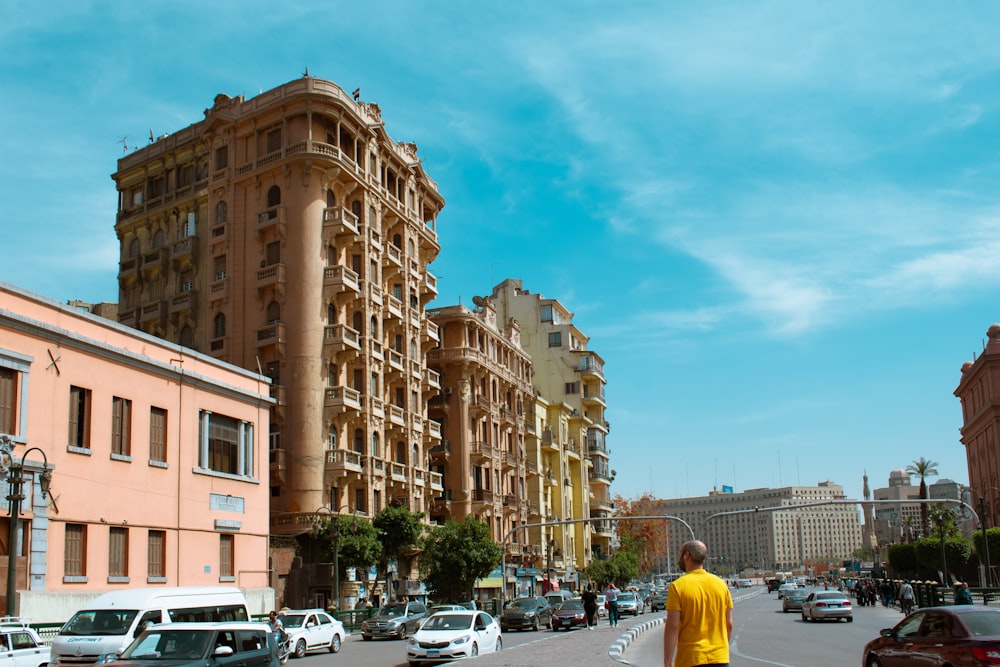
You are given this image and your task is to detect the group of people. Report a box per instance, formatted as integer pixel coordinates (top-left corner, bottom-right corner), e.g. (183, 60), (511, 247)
(579, 582), (623, 629)
(849, 577), (974, 613)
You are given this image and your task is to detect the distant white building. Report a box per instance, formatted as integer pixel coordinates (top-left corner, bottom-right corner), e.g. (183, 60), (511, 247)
(872, 469), (921, 544)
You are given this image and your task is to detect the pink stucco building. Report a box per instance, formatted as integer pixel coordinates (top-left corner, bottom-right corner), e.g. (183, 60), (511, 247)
(0, 281), (274, 621)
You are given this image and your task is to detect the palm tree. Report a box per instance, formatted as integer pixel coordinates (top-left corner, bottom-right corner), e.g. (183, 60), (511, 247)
(906, 457), (940, 537)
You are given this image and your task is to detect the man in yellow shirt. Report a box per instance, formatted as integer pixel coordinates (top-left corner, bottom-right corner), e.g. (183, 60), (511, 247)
(663, 540), (733, 667)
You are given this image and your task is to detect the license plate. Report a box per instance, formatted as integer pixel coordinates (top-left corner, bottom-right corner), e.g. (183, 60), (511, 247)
(427, 650), (440, 657)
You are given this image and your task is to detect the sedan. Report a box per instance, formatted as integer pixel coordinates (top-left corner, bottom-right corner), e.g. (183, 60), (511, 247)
(648, 592), (668, 612)
(863, 606), (1000, 667)
(277, 609), (345, 656)
(800, 591), (852, 623)
(406, 610), (501, 665)
(550, 600), (588, 631)
(782, 588), (810, 613)
(499, 597), (552, 632)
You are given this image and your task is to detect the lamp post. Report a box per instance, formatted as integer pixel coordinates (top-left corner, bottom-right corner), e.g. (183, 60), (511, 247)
(313, 505), (359, 611)
(971, 486), (1000, 588)
(0, 438), (52, 617)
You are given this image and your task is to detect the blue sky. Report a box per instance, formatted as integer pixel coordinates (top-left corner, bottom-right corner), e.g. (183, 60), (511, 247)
(3, 2), (997, 505)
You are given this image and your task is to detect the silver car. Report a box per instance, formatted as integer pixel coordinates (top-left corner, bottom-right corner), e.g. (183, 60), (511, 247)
(800, 591), (852, 622)
(781, 588), (809, 612)
(616, 592), (643, 616)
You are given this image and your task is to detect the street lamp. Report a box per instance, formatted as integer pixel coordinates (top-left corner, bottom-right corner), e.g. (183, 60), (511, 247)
(0, 438), (52, 617)
(970, 486), (1000, 588)
(312, 505), (360, 611)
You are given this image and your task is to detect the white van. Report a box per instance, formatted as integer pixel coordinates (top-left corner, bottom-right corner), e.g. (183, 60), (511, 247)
(51, 587), (250, 666)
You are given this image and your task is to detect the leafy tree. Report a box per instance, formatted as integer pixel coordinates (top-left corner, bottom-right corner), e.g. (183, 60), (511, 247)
(373, 505), (426, 600)
(914, 535), (971, 580)
(613, 493), (668, 577)
(420, 517), (501, 603)
(905, 457), (939, 537)
(972, 526), (1000, 569)
(312, 515), (382, 597)
(887, 542), (917, 575)
(585, 546), (639, 589)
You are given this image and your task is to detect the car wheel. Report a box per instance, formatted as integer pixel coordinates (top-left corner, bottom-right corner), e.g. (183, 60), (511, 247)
(866, 657), (883, 667)
(362, 635), (372, 641)
(846, 617), (853, 623)
(329, 634), (341, 653)
(495, 636), (502, 652)
(801, 612), (807, 622)
(532, 617), (539, 631)
(471, 642), (479, 657)
(294, 639), (307, 659)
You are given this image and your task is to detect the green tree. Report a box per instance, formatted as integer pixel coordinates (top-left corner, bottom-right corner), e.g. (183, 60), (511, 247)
(312, 515), (382, 601)
(585, 546), (639, 589)
(373, 504), (426, 601)
(905, 457), (939, 537)
(914, 536), (971, 580)
(887, 542), (918, 576)
(420, 517), (501, 603)
(972, 526), (1000, 570)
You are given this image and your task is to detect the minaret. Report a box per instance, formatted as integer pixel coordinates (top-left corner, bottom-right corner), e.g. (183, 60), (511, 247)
(861, 471), (878, 551)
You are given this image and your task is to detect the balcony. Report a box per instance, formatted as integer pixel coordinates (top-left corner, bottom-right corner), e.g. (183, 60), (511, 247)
(408, 257), (421, 281)
(429, 440), (449, 463)
(170, 290), (198, 316)
(323, 324), (361, 355)
(588, 469), (612, 484)
(364, 280), (383, 307)
(387, 348), (405, 374)
(119, 256), (138, 282)
(409, 413), (424, 434)
(171, 237), (197, 269)
(429, 472), (443, 491)
(256, 263), (287, 295)
(407, 307), (422, 329)
(470, 441), (494, 460)
(140, 300), (166, 324)
(141, 248), (169, 278)
(424, 271), (438, 297)
(582, 385), (607, 408)
(368, 338), (384, 363)
(577, 355), (605, 381)
(412, 467), (427, 487)
(425, 419), (442, 441)
(471, 489), (494, 503)
(385, 294), (404, 319)
(326, 449), (363, 475)
(390, 462), (407, 483)
(369, 227), (383, 253)
(388, 404), (406, 428)
(257, 204), (286, 238)
(423, 368), (441, 391)
(422, 320), (440, 343)
(366, 455), (386, 478)
(385, 243), (402, 268)
(322, 206), (360, 238)
(408, 359), (422, 381)
(323, 265), (361, 297)
(367, 395), (385, 420)
(324, 386), (362, 414)
(469, 394), (491, 416)
(257, 321), (286, 349)
(209, 278), (228, 302)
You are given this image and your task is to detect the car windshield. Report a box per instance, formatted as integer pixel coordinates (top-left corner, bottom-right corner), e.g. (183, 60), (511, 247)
(557, 601), (584, 611)
(420, 614), (473, 631)
(378, 603), (408, 616)
(618, 593), (636, 602)
(121, 630), (212, 660)
(962, 612), (1000, 636)
(508, 599), (536, 610)
(278, 614), (307, 628)
(61, 609), (139, 636)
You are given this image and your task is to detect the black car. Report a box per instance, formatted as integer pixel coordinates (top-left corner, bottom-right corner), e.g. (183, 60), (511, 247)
(499, 596), (553, 631)
(104, 622), (277, 667)
(360, 601), (428, 640)
(648, 591), (669, 612)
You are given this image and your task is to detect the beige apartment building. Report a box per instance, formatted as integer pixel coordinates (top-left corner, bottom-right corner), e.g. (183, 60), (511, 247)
(659, 483), (862, 575)
(426, 298), (539, 598)
(489, 280), (613, 569)
(111, 75), (445, 605)
(871, 469), (922, 546)
(1, 281), (273, 621)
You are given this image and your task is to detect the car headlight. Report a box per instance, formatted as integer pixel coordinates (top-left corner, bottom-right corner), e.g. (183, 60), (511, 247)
(452, 634), (471, 645)
(406, 637), (418, 646)
(386, 620), (399, 628)
(96, 654), (120, 665)
(525, 611), (536, 618)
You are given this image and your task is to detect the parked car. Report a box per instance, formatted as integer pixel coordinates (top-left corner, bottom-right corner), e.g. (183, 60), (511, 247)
(99, 622), (277, 667)
(550, 600), (588, 631)
(781, 588), (809, 613)
(800, 591), (852, 623)
(426, 604), (468, 616)
(863, 606), (1000, 667)
(544, 590), (576, 608)
(498, 597), (552, 632)
(406, 610), (501, 665)
(596, 594), (608, 618)
(361, 601), (428, 640)
(276, 609), (345, 656)
(648, 591), (669, 613)
(617, 592), (644, 616)
(0, 618), (51, 667)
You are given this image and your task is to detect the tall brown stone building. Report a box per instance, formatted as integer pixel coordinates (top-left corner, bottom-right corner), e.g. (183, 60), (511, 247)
(956, 324), (1000, 531)
(111, 75), (445, 605)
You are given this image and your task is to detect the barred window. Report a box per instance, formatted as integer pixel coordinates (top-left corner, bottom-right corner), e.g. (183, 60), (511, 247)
(148, 530), (165, 578)
(111, 397), (132, 457)
(149, 407), (167, 463)
(109, 527), (128, 577)
(219, 534), (234, 578)
(65, 524), (87, 576)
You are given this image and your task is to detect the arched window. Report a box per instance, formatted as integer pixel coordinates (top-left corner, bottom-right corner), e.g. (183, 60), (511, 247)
(353, 311), (364, 334)
(326, 190), (335, 207)
(266, 301), (280, 325)
(327, 425), (336, 449)
(179, 325), (194, 348)
(351, 200), (361, 218)
(370, 316), (378, 338)
(353, 428), (365, 454)
(372, 432), (380, 457)
(213, 313), (226, 338)
(396, 441), (406, 464)
(368, 206), (376, 226)
(267, 185), (281, 208)
(327, 304), (337, 325)
(215, 201), (227, 225)
(392, 233), (402, 248)
(152, 229), (164, 248)
(411, 443), (419, 466)
(408, 239), (415, 256)
(128, 238), (140, 258)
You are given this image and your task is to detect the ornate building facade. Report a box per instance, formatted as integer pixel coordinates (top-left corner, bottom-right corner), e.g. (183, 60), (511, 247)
(111, 76), (445, 606)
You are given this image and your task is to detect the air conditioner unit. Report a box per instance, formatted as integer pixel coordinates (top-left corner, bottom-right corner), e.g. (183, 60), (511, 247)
(442, 387), (453, 396)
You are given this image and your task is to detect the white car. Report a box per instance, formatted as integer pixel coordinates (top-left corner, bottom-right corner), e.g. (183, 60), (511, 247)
(406, 610), (501, 665)
(0, 619), (50, 667)
(277, 609), (346, 657)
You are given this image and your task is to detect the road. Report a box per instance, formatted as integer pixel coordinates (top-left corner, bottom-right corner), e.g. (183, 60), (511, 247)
(277, 588), (907, 666)
(627, 587), (904, 667)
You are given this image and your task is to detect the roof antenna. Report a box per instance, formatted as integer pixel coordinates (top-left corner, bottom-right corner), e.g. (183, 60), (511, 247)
(117, 136), (129, 153)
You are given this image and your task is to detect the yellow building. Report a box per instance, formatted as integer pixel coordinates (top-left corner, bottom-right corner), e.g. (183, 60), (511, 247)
(111, 75), (445, 606)
(489, 280), (613, 574)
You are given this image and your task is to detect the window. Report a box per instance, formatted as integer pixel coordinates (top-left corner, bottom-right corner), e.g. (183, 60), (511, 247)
(355, 489), (366, 514)
(0, 367), (18, 436)
(182, 212), (196, 238)
(65, 523), (87, 577)
(150, 407), (167, 463)
(69, 386), (92, 450)
(220, 534), (234, 579)
(214, 255), (227, 281)
(565, 382), (580, 395)
(266, 128), (281, 154)
(215, 146), (228, 170)
(215, 201), (227, 225)
(109, 527), (129, 578)
(213, 314), (227, 339)
(541, 305), (553, 322)
(265, 242), (281, 266)
(148, 530), (165, 579)
(548, 332), (562, 347)
(111, 397), (132, 457)
(266, 185), (281, 208)
(199, 411), (255, 478)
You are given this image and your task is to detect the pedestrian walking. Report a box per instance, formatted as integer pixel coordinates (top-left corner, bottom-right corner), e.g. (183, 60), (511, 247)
(955, 581), (974, 605)
(662, 540), (733, 667)
(899, 579), (915, 615)
(581, 585), (599, 629)
(605, 582), (620, 627)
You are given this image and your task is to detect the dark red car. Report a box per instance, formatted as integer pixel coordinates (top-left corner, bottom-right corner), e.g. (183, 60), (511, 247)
(550, 599), (588, 631)
(863, 606), (1000, 666)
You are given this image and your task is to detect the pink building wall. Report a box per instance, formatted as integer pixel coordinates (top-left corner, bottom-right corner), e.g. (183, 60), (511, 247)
(0, 282), (274, 621)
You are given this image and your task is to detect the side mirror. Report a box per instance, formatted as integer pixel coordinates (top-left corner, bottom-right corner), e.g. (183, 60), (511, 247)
(213, 646), (234, 657)
(880, 628), (894, 638)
